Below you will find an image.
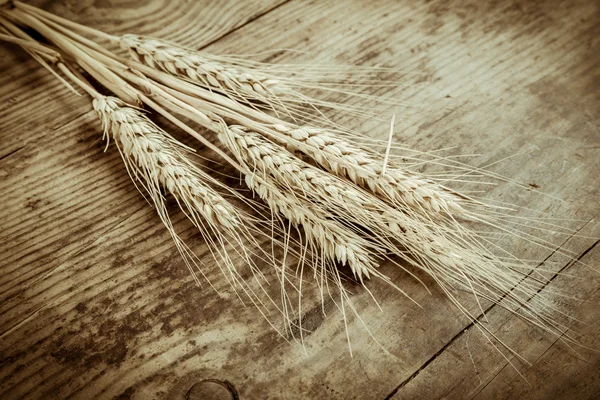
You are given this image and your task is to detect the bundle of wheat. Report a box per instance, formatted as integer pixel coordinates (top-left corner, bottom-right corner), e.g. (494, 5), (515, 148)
(0, 0), (590, 362)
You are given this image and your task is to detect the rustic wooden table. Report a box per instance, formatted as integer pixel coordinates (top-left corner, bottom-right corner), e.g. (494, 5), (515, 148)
(1, 0), (599, 399)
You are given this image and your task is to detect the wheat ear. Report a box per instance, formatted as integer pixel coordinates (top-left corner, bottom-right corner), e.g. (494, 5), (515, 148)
(114, 40), (467, 219)
(206, 120), (378, 281)
(245, 173), (379, 282)
(3, 3), (585, 361)
(94, 96), (239, 229)
(119, 34), (286, 101)
(272, 123), (467, 216)
(262, 123), (572, 336)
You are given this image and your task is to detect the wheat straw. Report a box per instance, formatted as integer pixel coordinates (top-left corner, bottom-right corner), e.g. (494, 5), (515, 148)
(117, 32), (420, 131)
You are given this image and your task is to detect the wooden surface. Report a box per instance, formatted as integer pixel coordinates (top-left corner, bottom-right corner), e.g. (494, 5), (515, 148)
(1, 0), (599, 399)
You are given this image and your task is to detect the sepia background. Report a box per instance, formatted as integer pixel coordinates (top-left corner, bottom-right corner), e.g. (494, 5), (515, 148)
(1, 0), (599, 399)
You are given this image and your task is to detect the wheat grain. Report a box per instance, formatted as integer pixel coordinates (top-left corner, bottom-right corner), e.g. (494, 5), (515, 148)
(244, 170), (389, 351)
(216, 123), (420, 255)
(92, 95), (252, 290)
(240, 123), (563, 331)
(216, 124), (378, 217)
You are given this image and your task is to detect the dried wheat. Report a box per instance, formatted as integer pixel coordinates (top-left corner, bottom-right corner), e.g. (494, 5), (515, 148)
(116, 36), (467, 218)
(215, 123), (566, 337)
(3, 2), (584, 361)
(93, 96), (240, 230)
(203, 118), (379, 280)
(120, 34), (286, 101)
(92, 96), (293, 329)
(272, 123), (466, 216)
(245, 172), (379, 281)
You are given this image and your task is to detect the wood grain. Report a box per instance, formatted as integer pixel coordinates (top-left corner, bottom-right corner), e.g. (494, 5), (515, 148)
(1, 0), (599, 399)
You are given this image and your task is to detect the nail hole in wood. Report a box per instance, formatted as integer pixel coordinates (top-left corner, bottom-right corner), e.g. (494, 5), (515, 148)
(185, 379), (239, 400)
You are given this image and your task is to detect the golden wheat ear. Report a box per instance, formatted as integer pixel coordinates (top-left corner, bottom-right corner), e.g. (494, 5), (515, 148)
(271, 123), (468, 216)
(119, 34), (289, 105)
(214, 121), (382, 282)
(93, 97), (239, 231)
(212, 121), (576, 354)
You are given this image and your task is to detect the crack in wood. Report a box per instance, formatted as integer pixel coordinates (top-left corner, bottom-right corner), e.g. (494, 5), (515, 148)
(0, 145), (25, 162)
(195, 0), (292, 51)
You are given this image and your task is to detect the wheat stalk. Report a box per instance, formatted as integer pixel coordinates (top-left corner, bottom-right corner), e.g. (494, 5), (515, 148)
(91, 95), (272, 298)
(93, 95), (302, 332)
(245, 172), (379, 282)
(115, 34), (467, 217)
(209, 118), (381, 281)
(214, 122), (568, 339)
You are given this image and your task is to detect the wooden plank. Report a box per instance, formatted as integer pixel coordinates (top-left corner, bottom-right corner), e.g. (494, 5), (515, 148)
(1, 0), (599, 399)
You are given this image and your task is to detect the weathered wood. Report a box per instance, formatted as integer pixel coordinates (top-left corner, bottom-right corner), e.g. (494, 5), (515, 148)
(1, 0), (599, 399)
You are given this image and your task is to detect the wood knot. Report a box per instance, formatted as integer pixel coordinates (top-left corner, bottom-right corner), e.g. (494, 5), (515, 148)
(186, 379), (239, 400)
